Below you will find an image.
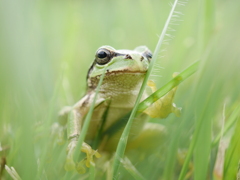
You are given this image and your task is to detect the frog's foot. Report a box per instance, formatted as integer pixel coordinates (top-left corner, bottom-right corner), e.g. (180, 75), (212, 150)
(144, 79), (181, 118)
(64, 140), (101, 174)
(81, 142), (101, 168)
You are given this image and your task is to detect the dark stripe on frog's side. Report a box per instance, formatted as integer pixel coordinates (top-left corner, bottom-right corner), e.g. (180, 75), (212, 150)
(102, 111), (131, 137)
(91, 99), (112, 149)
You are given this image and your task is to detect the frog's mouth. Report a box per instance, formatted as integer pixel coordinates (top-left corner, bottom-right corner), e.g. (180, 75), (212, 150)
(106, 69), (147, 75)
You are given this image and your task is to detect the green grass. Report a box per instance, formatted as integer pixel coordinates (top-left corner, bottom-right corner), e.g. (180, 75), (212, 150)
(112, 1), (180, 178)
(1, 0), (240, 180)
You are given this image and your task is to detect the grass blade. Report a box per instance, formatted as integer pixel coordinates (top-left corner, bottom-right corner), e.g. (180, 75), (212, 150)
(122, 157), (146, 180)
(212, 105), (240, 147)
(137, 60), (199, 114)
(64, 67), (107, 180)
(223, 104), (240, 180)
(112, 0), (180, 179)
(193, 105), (212, 180)
(73, 67), (107, 160)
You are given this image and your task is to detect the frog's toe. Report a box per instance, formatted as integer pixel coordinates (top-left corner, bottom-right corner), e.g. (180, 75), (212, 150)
(76, 159), (86, 174)
(75, 150), (101, 174)
(81, 142), (101, 168)
(94, 150), (101, 158)
(64, 141), (101, 173)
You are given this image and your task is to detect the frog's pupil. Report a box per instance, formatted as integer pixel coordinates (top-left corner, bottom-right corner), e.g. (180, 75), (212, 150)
(98, 51), (107, 59)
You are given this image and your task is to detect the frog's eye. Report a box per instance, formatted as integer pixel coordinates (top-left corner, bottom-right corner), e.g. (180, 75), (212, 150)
(96, 49), (111, 65)
(143, 51), (152, 62)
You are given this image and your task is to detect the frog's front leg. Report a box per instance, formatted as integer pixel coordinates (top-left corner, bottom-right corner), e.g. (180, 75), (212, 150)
(65, 93), (104, 173)
(144, 78), (181, 118)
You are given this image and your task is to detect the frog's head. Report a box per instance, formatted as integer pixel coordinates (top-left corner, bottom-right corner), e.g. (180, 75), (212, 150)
(87, 45), (152, 89)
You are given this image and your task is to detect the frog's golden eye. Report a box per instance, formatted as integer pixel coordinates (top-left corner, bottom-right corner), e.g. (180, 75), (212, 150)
(96, 49), (111, 65)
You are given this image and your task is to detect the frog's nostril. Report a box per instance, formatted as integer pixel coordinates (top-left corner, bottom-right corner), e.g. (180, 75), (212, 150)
(124, 54), (132, 59)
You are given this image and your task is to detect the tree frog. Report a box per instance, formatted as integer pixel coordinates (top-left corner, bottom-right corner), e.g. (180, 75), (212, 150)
(59, 45), (181, 173)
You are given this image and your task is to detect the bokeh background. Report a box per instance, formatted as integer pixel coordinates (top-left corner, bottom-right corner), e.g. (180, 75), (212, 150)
(0, 0), (240, 179)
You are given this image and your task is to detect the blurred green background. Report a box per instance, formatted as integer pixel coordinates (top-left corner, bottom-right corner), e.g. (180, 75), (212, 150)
(0, 0), (240, 179)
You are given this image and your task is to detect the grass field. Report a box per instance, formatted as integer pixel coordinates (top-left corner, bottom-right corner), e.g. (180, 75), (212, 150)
(0, 0), (240, 180)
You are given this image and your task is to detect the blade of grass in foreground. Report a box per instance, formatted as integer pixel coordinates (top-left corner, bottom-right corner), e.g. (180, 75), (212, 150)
(212, 104), (240, 147)
(223, 104), (240, 180)
(64, 67), (107, 180)
(112, 0), (180, 179)
(73, 67), (107, 160)
(100, 61), (199, 140)
(193, 0), (215, 177)
(137, 61), (199, 114)
(177, 106), (205, 180)
(122, 157), (146, 180)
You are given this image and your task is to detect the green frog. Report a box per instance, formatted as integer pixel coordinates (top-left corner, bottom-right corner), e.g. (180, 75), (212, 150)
(58, 45), (181, 173)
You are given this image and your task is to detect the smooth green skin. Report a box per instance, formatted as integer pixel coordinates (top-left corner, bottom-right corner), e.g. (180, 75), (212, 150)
(67, 46), (152, 143)
(63, 46), (154, 172)
(62, 45), (177, 173)
(88, 46), (150, 78)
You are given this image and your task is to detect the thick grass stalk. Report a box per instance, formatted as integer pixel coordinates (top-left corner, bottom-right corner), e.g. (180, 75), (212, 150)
(212, 105), (240, 147)
(178, 111), (205, 180)
(36, 77), (64, 179)
(137, 61), (199, 114)
(192, 0), (215, 179)
(73, 67), (107, 160)
(223, 104), (240, 180)
(64, 67), (107, 180)
(112, 0), (180, 179)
